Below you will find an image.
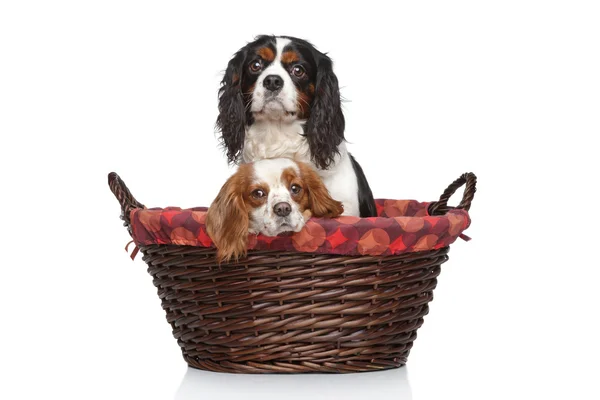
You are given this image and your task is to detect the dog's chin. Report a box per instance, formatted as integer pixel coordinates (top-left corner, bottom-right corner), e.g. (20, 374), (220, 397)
(260, 219), (305, 237)
(252, 100), (297, 122)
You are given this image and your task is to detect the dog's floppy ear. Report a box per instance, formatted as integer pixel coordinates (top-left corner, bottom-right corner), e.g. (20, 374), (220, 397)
(216, 48), (248, 165)
(298, 162), (344, 218)
(205, 168), (250, 263)
(304, 52), (345, 170)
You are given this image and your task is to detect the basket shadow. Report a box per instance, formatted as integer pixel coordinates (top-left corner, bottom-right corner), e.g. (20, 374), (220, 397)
(175, 366), (412, 400)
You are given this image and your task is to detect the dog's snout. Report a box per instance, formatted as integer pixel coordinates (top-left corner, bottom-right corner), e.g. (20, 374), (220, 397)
(263, 75), (284, 92)
(273, 202), (291, 217)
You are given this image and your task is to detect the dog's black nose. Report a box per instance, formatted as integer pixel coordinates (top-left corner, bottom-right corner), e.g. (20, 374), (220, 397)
(273, 202), (291, 217)
(263, 75), (283, 92)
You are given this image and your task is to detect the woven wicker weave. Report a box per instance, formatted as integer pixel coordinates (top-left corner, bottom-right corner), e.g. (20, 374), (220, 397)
(109, 172), (476, 373)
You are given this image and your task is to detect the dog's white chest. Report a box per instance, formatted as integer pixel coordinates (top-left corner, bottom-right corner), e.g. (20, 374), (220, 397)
(242, 121), (310, 163)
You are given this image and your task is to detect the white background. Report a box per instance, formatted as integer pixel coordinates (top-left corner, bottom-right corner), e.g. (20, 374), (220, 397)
(1, 1), (599, 399)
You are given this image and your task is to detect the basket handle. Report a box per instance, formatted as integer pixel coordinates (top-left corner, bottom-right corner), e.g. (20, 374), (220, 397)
(108, 172), (145, 227)
(428, 172), (477, 215)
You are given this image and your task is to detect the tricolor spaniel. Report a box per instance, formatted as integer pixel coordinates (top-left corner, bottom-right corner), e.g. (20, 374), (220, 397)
(216, 35), (377, 218)
(206, 158), (344, 262)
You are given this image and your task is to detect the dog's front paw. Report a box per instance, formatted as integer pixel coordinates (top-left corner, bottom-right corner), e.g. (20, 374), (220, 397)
(302, 209), (313, 221)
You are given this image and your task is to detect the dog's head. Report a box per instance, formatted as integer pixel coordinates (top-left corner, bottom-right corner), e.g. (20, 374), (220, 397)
(216, 35), (345, 169)
(205, 158), (344, 262)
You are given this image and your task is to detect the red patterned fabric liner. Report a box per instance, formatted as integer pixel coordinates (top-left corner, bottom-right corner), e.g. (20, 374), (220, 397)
(129, 199), (471, 257)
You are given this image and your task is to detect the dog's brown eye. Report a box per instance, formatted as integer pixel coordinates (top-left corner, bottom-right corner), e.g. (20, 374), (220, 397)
(291, 65), (305, 77)
(251, 189), (266, 198)
(290, 184), (302, 194)
(249, 60), (262, 73)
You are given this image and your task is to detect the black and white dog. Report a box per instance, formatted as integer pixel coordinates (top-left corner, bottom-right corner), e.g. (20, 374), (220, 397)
(216, 35), (376, 217)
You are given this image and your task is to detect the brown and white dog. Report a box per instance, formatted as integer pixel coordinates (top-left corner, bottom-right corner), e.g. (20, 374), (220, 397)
(206, 158), (343, 262)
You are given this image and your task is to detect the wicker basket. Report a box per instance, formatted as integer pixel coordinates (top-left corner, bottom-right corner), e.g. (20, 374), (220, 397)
(109, 172), (476, 373)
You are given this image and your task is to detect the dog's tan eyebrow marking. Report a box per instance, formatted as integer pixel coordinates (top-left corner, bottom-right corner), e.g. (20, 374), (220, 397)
(281, 50), (300, 64)
(257, 47), (275, 62)
(280, 167), (298, 186)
